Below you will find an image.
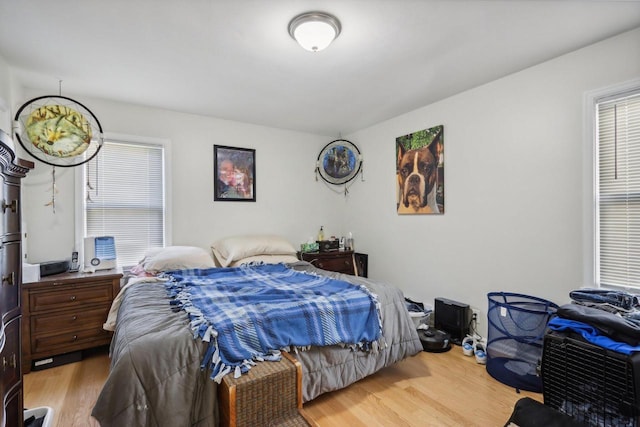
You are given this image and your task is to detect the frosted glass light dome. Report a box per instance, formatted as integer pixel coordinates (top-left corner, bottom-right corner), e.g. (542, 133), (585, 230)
(288, 12), (341, 52)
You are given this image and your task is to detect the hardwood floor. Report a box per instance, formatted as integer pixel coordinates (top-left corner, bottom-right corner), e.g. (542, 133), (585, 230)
(23, 347), (109, 427)
(24, 345), (541, 426)
(303, 348), (541, 426)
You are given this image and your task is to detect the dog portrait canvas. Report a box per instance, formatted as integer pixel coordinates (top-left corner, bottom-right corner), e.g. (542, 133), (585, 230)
(396, 125), (444, 214)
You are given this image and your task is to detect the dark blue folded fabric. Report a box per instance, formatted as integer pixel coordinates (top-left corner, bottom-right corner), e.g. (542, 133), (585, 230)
(557, 304), (640, 346)
(404, 297), (425, 312)
(405, 302), (425, 313)
(569, 288), (639, 311)
(548, 317), (640, 354)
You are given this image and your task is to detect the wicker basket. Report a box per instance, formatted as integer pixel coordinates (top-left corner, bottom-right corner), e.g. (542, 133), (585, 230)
(218, 352), (309, 427)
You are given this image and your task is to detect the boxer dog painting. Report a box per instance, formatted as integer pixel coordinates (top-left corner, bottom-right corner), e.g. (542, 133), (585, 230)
(396, 126), (444, 214)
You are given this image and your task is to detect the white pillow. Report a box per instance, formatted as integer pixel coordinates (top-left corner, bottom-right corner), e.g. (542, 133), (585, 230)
(230, 254), (300, 267)
(211, 235), (297, 267)
(141, 246), (216, 273)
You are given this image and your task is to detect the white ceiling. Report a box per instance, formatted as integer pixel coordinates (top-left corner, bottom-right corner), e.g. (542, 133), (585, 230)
(1, 1), (639, 136)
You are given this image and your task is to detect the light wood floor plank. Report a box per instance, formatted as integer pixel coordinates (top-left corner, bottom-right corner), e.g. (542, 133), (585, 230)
(24, 345), (541, 426)
(24, 348), (109, 427)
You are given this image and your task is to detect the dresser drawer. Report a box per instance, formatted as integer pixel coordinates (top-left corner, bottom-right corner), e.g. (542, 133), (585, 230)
(1, 316), (21, 392)
(31, 305), (109, 335)
(3, 385), (22, 427)
(0, 180), (21, 240)
(315, 256), (354, 274)
(0, 241), (20, 320)
(28, 281), (114, 313)
(32, 327), (111, 355)
(301, 251), (356, 275)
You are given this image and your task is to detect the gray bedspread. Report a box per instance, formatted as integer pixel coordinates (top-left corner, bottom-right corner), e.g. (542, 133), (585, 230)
(92, 261), (422, 427)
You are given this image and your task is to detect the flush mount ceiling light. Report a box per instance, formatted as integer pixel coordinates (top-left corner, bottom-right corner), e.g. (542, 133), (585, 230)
(288, 11), (341, 52)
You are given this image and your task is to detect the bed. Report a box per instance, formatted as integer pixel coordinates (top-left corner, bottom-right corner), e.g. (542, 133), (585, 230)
(92, 236), (422, 427)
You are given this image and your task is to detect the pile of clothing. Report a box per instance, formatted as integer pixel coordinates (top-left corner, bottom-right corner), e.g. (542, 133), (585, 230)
(548, 288), (640, 353)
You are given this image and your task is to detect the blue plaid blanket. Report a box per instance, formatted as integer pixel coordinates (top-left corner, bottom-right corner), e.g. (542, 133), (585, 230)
(165, 263), (382, 382)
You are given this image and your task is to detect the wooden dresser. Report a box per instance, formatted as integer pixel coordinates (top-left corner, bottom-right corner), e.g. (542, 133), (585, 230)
(300, 251), (355, 275)
(21, 269), (122, 374)
(0, 129), (32, 427)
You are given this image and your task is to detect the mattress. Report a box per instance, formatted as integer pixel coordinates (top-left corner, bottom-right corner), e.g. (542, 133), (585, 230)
(92, 261), (422, 427)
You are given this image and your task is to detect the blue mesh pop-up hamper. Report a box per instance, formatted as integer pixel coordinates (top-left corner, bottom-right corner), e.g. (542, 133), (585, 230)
(486, 292), (558, 392)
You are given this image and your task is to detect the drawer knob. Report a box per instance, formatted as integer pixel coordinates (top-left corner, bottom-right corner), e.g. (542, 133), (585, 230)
(2, 199), (17, 213)
(70, 295), (76, 301)
(72, 335), (78, 341)
(2, 272), (14, 286)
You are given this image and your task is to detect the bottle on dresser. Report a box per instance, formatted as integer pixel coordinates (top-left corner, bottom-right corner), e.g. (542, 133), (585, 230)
(346, 231), (354, 251)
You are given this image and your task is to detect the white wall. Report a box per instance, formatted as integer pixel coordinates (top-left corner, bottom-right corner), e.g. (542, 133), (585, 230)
(18, 93), (344, 263)
(0, 54), (21, 142)
(9, 27), (640, 336)
(344, 28), (640, 335)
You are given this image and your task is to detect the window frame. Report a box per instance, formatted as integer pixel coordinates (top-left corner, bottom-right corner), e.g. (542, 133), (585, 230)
(74, 132), (172, 268)
(585, 78), (640, 290)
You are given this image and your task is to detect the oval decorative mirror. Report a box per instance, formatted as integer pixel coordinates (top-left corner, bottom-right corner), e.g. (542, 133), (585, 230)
(316, 139), (362, 185)
(14, 95), (103, 167)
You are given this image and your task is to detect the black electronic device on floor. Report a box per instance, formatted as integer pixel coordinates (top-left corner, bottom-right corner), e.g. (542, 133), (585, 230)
(417, 328), (451, 353)
(434, 297), (472, 345)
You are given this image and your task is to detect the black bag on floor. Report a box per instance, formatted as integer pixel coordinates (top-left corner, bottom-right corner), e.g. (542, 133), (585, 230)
(504, 397), (585, 427)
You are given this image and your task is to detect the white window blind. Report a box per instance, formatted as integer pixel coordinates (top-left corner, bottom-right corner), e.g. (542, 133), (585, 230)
(85, 140), (165, 267)
(597, 90), (640, 288)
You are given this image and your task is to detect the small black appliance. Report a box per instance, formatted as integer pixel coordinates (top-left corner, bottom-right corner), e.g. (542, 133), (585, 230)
(417, 328), (451, 353)
(39, 260), (69, 277)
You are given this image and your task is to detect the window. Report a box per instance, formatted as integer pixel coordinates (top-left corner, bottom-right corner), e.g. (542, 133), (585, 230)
(80, 136), (169, 268)
(596, 89), (640, 289)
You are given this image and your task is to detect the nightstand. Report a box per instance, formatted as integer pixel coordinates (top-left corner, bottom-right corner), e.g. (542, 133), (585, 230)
(21, 269), (122, 373)
(300, 251), (355, 275)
